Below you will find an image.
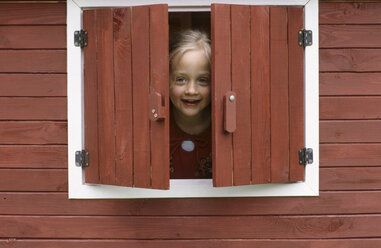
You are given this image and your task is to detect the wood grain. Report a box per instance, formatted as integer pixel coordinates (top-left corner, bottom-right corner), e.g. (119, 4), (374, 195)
(270, 7), (289, 183)
(0, 98), (66, 120)
(0, 26), (66, 49)
(0, 146), (67, 169)
(251, 6), (271, 184)
(83, 9), (99, 184)
(0, 2), (381, 247)
(288, 7), (305, 182)
(96, 8), (115, 185)
(320, 49), (381, 72)
(1, 239), (381, 248)
(320, 144), (381, 167)
(2, 191), (381, 216)
(150, 5), (170, 189)
(321, 167), (381, 190)
(0, 121), (67, 145)
(231, 5), (251, 185)
(0, 169), (67, 192)
(0, 74), (67, 97)
(113, 7), (133, 187)
(320, 25), (381, 48)
(320, 73), (381, 96)
(321, 120), (381, 143)
(0, 50), (66, 73)
(320, 2), (381, 24)
(132, 6), (151, 188)
(211, 4), (233, 187)
(320, 97), (381, 120)
(0, 3), (66, 24)
(2, 215), (381, 239)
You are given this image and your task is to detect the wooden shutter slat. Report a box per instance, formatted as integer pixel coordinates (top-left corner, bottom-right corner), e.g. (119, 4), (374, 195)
(96, 8), (116, 185)
(212, 4), (233, 187)
(288, 7), (305, 182)
(84, 9), (100, 184)
(251, 6), (271, 184)
(270, 7), (290, 183)
(113, 7), (133, 186)
(150, 5), (170, 189)
(231, 5), (252, 186)
(131, 6), (151, 188)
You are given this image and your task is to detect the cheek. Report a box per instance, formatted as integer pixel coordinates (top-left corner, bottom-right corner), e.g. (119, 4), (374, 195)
(201, 86), (211, 103)
(169, 85), (182, 103)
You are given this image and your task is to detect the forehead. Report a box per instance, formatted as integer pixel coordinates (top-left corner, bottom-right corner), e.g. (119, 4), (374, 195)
(173, 50), (210, 71)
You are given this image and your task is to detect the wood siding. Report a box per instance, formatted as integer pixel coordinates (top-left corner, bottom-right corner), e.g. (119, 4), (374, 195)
(1, 1), (381, 247)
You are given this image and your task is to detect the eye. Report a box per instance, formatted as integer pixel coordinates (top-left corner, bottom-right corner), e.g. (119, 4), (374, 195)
(175, 77), (186, 84)
(198, 77), (210, 85)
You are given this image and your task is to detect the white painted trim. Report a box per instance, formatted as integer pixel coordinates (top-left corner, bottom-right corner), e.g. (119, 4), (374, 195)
(303, 0), (319, 195)
(67, 0), (319, 199)
(73, 0), (309, 8)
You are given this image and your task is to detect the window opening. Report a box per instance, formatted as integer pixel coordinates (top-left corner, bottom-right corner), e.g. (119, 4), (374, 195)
(168, 12), (212, 179)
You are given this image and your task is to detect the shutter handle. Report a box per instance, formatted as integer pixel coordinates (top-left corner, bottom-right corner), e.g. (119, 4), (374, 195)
(149, 91), (166, 121)
(224, 91), (236, 133)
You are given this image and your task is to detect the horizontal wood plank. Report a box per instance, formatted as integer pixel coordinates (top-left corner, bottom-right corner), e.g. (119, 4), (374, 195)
(0, 74), (67, 97)
(0, 98), (67, 120)
(320, 73), (381, 96)
(0, 3), (66, 25)
(1, 191), (381, 216)
(0, 50), (66, 73)
(320, 97), (381, 119)
(0, 145), (67, 169)
(0, 26), (66, 49)
(321, 167), (381, 190)
(320, 25), (381, 48)
(321, 144), (381, 167)
(320, 49), (381, 72)
(0, 169), (67, 192)
(1, 215), (381, 239)
(1, 239), (381, 248)
(0, 122), (67, 144)
(2, 167), (379, 194)
(320, 120), (381, 143)
(320, 2), (381, 24)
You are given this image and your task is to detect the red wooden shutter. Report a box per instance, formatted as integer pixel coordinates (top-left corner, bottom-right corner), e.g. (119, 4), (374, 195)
(83, 5), (169, 189)
(212, 4), (305, 187)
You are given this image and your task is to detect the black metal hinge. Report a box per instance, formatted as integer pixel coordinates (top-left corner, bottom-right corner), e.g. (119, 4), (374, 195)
(75, 150), (89, 167)
(298, 30), (313, 47)
(74, 30), (88, 48)
(299, 148), (313, 166)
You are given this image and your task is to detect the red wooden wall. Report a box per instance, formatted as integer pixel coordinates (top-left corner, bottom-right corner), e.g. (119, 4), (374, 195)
(1, 1), (381, 247)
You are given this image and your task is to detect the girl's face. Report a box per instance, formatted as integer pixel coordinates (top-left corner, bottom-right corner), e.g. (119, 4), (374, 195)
(170, 49), (211, 120)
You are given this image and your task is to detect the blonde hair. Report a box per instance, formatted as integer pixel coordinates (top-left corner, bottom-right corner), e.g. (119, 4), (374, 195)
(169, 30), (211, 73)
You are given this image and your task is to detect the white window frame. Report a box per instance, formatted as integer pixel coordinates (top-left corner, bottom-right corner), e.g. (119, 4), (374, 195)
(67, 0), (319, 198)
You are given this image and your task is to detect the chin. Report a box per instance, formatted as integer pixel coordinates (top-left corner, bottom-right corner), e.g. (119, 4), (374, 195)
(181, 110), (201, 117)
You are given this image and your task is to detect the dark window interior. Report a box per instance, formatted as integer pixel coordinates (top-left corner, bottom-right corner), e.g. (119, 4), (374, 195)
(169, 12), (211, 41)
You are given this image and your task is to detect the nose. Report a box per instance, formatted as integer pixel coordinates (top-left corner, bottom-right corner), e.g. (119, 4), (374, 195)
(185, 81), (198, 95)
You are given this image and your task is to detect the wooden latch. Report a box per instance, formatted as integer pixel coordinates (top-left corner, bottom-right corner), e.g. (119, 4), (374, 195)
(149, 91), (166, 121)
(223, 91), (236, 133)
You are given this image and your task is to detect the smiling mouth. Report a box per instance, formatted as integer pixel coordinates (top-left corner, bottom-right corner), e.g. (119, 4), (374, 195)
(182, 99), (201, 106)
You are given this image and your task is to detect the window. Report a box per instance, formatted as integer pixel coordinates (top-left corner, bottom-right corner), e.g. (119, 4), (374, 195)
(68, 0), (319, 198)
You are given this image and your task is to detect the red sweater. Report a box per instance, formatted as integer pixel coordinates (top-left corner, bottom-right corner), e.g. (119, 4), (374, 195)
(170, 115), (212, 179)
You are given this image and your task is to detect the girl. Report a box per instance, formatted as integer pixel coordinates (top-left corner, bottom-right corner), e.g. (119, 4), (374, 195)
(169, 30), (212, 179)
